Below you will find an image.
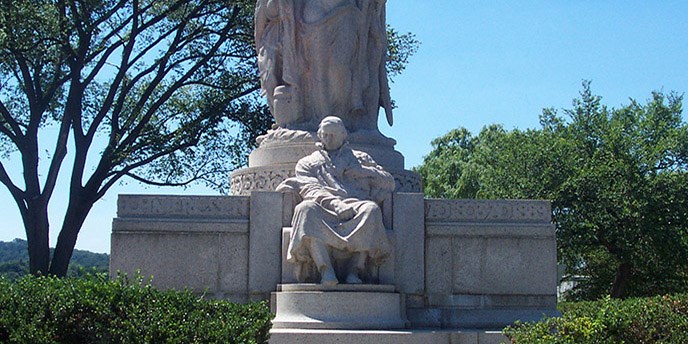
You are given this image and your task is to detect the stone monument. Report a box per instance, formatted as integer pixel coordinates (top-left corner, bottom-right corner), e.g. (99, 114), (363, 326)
(110, 1), (560, 343)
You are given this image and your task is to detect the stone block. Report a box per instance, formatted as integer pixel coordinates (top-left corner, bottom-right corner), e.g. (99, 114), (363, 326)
(392, 193), (425, 294)
(110, 195), (251, 300)
(450, 226), (556, 295)
(220, 233), (249, 296)
(248, 192), (284, 299)
(425, 236), (452, 295)
(110, 233), (221, 292)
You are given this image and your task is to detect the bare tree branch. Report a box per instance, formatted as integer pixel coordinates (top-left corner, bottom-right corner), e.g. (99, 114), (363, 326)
(0, 101), (23, 143)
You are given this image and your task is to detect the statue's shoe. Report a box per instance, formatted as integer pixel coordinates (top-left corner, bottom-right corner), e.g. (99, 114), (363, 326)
(321, 268), (338, 287)
(345, 273), (362, 284)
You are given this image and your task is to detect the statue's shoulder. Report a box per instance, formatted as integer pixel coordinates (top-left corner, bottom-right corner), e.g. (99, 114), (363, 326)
(296, 149), (327, 168)
(351, 149), (377, 166)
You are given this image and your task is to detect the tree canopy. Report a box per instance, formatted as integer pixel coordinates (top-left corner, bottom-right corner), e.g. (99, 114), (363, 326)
(0, 0), (419, 276)
(417, 82), (688, 300)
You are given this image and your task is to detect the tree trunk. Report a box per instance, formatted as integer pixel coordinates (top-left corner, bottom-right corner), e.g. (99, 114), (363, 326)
(25, 201), (51, 275)
(49, 198), (93, 277)
(610, 262), (632, 298)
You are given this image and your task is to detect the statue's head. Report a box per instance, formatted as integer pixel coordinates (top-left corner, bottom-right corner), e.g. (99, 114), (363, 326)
(317, 116), (348, 151)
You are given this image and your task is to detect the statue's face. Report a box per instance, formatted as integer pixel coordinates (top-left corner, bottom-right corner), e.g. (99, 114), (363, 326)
(318, 125), (347, 151)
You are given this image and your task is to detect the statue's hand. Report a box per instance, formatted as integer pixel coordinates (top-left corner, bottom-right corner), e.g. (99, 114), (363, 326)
(333, 201), (355, 221)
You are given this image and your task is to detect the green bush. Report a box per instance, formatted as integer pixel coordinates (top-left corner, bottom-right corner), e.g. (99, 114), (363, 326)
(0, 274), (273, 343)
(504, 294), (688, 343)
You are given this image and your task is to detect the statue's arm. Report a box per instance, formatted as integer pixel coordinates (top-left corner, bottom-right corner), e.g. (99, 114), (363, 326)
(255, 0), (269, 49)
(348, 152), (395, 191)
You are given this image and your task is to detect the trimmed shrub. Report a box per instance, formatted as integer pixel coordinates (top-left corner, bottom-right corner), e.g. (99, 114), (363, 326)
(504, 294), (688, 343)
(0, 274), (272, 343)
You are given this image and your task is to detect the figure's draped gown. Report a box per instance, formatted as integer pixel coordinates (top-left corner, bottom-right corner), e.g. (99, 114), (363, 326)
(255, 0), (392, 131)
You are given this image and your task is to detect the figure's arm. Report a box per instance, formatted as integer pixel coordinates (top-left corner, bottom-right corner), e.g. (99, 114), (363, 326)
(377, 1), (393, 126)
(299, 184), (355, 221)
(254, 0), (269, 50)
(347, 153), (396, 191)
(295, 158), (355, 221)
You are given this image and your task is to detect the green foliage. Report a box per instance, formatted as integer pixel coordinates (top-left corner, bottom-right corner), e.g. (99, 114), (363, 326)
(0, 274), (273, 343)
(417, 82), (688, 300)
(504, 294), (688, 343)
(386, 26), (420, 82)
(0, 239), (108, 279)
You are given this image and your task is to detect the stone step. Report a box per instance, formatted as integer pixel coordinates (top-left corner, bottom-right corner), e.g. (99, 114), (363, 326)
(269, 329), (508, 344)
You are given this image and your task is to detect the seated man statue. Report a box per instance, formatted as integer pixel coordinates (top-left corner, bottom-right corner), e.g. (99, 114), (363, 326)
(277, 116), (395, 286)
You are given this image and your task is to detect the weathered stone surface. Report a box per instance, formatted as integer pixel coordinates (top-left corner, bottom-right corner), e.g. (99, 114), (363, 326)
(425, 236), (453, 295)
(110, 232), (248, 301)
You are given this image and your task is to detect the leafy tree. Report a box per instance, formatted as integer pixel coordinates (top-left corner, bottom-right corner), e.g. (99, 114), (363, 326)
(0, 0), (264, 277)
(0, 0), (418, 277)
(417, 82), (688, 300)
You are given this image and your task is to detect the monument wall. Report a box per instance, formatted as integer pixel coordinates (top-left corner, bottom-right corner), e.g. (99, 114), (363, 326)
(111, 193), (558, 329)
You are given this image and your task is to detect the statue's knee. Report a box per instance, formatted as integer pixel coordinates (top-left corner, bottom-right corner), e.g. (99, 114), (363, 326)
(360, 201), (381, 214)
(295, 200), (320, 215)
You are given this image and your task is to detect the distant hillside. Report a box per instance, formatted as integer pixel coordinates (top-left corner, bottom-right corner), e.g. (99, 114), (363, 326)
(0, 239), (109, 278)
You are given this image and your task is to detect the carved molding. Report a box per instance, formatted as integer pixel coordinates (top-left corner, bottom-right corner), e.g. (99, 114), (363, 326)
(425, 199), (551, 224)
(117, 195), (250, 219)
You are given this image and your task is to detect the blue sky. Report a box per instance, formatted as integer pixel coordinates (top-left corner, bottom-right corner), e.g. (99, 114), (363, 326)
(1, 1), (687, 253)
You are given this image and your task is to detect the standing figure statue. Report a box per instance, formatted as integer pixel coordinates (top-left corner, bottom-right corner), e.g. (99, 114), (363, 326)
(277, 117), (395, 286)
(255, 0), (394, 134)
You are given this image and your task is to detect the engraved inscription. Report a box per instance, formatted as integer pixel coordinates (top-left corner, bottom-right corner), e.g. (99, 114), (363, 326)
(425, 199), (551, 223)
(118, 195), (249, 219)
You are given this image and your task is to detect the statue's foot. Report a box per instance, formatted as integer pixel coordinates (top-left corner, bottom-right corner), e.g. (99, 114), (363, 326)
(345, 272), (362, 284)
(321, 268), (338, 287)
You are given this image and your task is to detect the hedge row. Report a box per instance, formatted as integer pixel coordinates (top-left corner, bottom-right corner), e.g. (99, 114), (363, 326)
(0, 274), (272, 343)
(504, 294), (688, 343)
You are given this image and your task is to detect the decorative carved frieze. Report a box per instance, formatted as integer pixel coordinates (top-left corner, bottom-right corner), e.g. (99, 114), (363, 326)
(230, 167), (296, 196)
(230, 167), (422, 196)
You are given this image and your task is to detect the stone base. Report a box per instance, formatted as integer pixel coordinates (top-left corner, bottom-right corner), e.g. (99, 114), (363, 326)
(269, 329), (508, 344)
(230, 165), (422, 195)
(408, 308), (560, 330)
(271, 284), (407, 330)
